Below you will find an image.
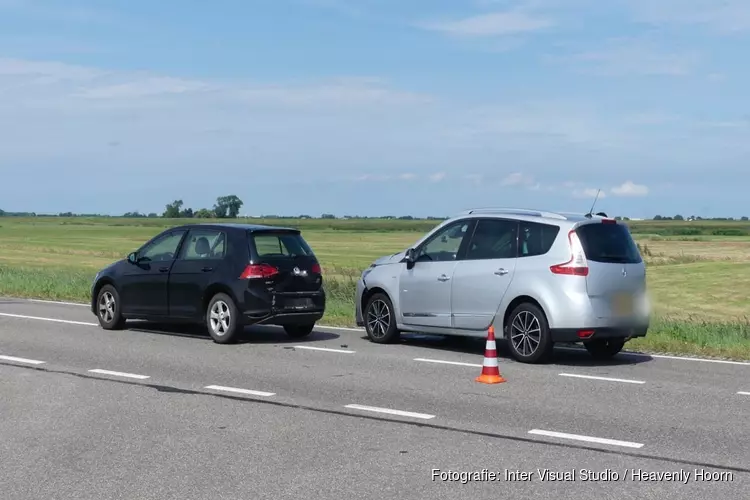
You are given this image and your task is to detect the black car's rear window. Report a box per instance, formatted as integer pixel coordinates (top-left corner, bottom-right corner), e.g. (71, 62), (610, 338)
(250, 231), (314, 258)
(575, 223), (642, 264)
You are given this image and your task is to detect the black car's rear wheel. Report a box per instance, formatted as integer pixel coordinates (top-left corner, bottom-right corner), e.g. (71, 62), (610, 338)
(96, 284), (126, 330)
(584, 338), (626, 359)
(284, 323), (315, 338)
(207, 293), (241, 344)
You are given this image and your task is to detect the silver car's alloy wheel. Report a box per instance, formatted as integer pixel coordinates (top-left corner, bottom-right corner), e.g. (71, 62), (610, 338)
(98, 291), (115, 323)
(510, 310), (542, 357)
(209, 300), (231, 336)
(366, 299), (390, 339)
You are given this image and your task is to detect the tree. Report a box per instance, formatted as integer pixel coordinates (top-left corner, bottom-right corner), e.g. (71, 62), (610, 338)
(213, 195), (243, 218)
(195, 208), (214, 218)
(179, 207), (194, 218)
(674, 214), (684, 221)
(163, 200), (184, 218)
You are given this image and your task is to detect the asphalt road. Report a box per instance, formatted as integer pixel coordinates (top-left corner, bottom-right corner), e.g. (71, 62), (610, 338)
(0, 298), (748, 499)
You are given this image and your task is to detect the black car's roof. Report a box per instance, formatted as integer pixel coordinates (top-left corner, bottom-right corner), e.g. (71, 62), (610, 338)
(172, 222), (299, 232)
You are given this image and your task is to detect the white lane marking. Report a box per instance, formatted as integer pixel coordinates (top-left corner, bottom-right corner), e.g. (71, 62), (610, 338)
(28, 299), (88, 307)
(414, 357), (482, 368)
(0, 312), (97, 327)
(292, 345), (355, 354)
(528, 429), (644, 449)
(204, 385), (275, 397)
(316, 325), (364, 332)
(558, 373), (645, 385)
(556, 346), (750, 366)
(344, 404), (436, 420)
(88, 369), (150, 380)
(738, 391), (750, 396)
(0, 354), (46, 365)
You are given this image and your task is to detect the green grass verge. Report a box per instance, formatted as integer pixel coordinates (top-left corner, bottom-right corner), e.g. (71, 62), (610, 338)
(2, 264), (749, 361)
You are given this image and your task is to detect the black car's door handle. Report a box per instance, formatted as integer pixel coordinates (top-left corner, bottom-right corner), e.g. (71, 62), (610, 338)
(158, 267), (169, 273)
(201, 267), (213, 272)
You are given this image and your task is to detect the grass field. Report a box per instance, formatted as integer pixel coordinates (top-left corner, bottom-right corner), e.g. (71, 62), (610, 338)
(1, 216), (749, 360)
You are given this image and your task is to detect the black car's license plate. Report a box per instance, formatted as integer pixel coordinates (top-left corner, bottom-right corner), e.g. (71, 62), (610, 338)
(284, 298), (314, 310)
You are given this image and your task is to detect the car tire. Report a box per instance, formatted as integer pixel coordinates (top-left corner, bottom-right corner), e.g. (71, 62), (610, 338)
(364, 292), (400, 344)
(505, 302), (553, 364)
(284, 323), (315, 338)
(96, 284), (126, 330)
(206, 293), (241, 344)
(584, 338), (626, 359)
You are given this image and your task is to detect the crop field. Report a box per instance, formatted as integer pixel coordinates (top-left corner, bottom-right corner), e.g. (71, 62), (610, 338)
(1, 216), (749, 360)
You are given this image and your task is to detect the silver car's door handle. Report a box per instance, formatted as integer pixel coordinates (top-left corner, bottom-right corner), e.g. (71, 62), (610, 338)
(437, 274), (450, 282)
(494, 268), (509, 276)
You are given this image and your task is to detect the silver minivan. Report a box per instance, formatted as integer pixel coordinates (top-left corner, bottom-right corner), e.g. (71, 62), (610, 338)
(354, 208), (650, 363)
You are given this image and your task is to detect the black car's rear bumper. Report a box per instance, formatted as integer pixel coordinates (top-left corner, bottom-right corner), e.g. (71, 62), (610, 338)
(237, 286), (326, 326)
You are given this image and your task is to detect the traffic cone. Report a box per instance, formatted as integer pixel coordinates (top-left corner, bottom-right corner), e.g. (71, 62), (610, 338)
(476, 325), (506, 384)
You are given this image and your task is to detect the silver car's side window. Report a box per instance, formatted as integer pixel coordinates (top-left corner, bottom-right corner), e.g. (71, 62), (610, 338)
(417, 222), (470, 262)
(465, 219), (517, 260)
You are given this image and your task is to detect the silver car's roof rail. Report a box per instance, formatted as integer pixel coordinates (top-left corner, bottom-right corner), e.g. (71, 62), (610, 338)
(459, 207), (568, 220)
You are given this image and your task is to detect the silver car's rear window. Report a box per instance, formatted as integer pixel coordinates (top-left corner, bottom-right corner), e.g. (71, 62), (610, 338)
(575, 223), (642, 264)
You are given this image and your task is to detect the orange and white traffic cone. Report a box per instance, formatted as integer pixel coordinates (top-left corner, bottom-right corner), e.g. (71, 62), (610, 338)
(476, 325), (506, 384)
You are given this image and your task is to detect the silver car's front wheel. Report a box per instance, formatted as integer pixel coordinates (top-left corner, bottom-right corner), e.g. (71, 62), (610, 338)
(364, 293), (399, 344)
(506, 303), (553, 363)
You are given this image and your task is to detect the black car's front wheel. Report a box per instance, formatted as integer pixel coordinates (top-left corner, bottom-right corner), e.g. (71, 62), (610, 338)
(206, 293), (241, 344)
(96, 284), (126, 330)
(364, 293), (400, 344)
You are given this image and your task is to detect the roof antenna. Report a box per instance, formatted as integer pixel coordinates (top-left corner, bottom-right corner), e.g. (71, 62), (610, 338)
(585, 189), (606, 218)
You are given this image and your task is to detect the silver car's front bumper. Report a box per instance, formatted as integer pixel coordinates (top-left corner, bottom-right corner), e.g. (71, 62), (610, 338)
(355, 278), (366, 327)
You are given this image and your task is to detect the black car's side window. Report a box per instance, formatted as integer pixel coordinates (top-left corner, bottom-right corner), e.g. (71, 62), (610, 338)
(179, 229), (226, 260)
(139, 231), (185, 262)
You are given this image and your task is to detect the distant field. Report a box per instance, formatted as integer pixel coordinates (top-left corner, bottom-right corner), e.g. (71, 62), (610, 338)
(0, 216), (748, 360)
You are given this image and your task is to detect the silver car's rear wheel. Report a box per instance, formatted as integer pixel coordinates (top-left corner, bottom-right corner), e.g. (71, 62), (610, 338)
(506, 303), (553, 363)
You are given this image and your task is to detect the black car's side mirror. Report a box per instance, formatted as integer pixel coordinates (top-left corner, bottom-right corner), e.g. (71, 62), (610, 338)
(127, 252), (138, 264)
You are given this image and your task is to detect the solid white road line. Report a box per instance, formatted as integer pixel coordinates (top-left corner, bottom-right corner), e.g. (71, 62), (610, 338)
(528, 429), (644, 449)
(344, 404), (436, 420)
(27, 299), (88, 307)
(315, 325), (364, 332)
(414, 357), (482, 368)
(292, 345), (355, 354)
(204, 385), (276, 397)
(0, 354), (46, 365)
(738, 391), (750, 396)
(88, 369), (150, 380)
(558, 373), (645, 385)
(0, 312), (97, 327)
(555, 346), (750, 366)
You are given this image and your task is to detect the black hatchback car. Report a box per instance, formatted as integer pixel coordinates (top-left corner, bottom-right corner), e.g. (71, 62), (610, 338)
(90, 223), (326, 343)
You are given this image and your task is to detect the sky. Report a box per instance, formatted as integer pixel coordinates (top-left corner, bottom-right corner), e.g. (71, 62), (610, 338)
(0, 0), (748, 219)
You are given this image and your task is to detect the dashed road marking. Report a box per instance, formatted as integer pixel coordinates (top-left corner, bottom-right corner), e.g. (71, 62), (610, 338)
(0, 312), (97, 327)
(204, 385), (276, 397)
(88, 369), (150, 380)
(292, 345), (355, 354)
(528, 429), (644, 449)
(344, 404), (436, 420)
(558, 373), (645, 385)
(414, 357), (482, 368)
(0, 354), (46, 365)
(738, 391), (750, 396)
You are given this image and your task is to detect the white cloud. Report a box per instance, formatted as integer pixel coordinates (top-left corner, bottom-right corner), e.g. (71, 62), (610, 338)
(429, 172), (447, 182)
(562, 38), (701, 77)
(626, 0), (750, 34)
(501, 172), (535, 186)
(610, 181), (649, 197)
(419, 11), (553, 37)
(571, 188), (606, 199)
(398, 173), (417, 180)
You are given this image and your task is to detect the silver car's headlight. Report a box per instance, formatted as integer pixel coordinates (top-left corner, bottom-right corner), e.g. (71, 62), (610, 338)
(361, 264), (376, 279)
